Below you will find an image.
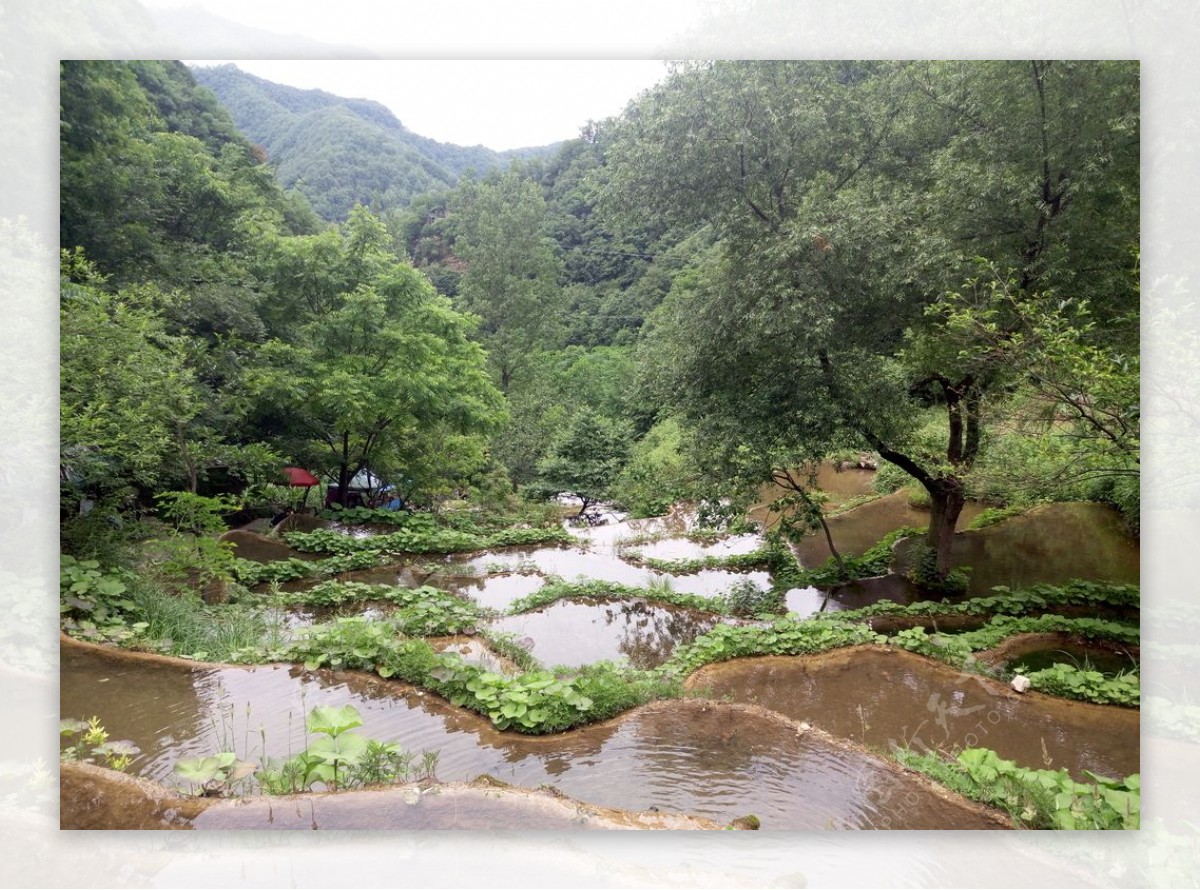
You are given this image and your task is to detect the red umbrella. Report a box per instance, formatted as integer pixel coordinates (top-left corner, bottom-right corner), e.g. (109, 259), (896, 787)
(281, 467), (320, 509)
(281, 467), (320, 487)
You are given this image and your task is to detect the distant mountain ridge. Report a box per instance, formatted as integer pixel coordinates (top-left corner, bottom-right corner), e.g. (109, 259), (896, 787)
(191, 64), (556, 221)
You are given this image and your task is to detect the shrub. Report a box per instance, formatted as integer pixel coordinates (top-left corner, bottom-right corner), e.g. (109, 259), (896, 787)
(1022, 663), (1140, 707)
(895, 747), (1139, 830)
(723, 578), (784, 617)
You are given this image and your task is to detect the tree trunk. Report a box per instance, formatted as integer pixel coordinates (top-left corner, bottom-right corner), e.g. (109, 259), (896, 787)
(332, 432), (356, 506)
(926, 477), (966, 579)
(817, 511), (849, 580)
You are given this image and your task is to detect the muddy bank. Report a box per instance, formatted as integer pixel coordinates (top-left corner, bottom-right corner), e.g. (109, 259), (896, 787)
(60, 761), (720, 830)
(687, 646), (1139, 781)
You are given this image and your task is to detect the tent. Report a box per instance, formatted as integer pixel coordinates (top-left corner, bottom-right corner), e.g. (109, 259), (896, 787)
(282, 467), (320, 487)
(281, 466), (320, 509)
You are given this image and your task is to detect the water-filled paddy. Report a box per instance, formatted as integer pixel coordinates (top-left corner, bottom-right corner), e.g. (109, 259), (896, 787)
(688, 647), (1139, 781)
(488, 599), (723, 669)
(61, 641), (1003, 829)
(61, 486), (1139, 830)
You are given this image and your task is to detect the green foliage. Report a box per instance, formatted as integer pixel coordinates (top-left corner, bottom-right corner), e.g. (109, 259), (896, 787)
(132, 583), (286, 662)
(889, 626), (974, 665)
(907, 544), (971, 595)
(966, 505), (1029, 530)
(174, 751), (257, 796)
(818, 580), (1139, 623)
(258, 580), (483, 636)
(611, 417), (696, 518)
(895, 747), (1139, 830)
(634, 548), (773, 576)
(1021, 663), (1140, 707)
(475, 629), (542, 673)
(957, 615), (1140, 650)
(664, 619), (884, 677)
(282, 523), (570, 558)
(452, 171), (566, 392)
(428, 658), (679, 734)
(287, 616), (411, 672)
(60, 277), (206, 494)
(602, 60), (1138, 584)
(790, 526), (927, 589)
(320, 504), (415, 526)
(192, 63), (535, 221)
(890, 614), (1140, 669)
(59, 556), (142, 642)
(179, 704), (440, 796)
(535, 409), (632, 511)
(507, 577), (723, 617)
(431, 661), (597, 732)
(723, 578), (785, 618)
(248, 238), (506, 507)
(61, 716), (140, 771)
(151, 492), (241, 586)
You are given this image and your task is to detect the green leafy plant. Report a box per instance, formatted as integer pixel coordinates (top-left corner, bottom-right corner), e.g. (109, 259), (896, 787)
(966, 504), (1031, 530)
(723, 578), (785, 618)
(663, 618), (884, 677)
(153, 491), (242, 585)
(174, 751), (258, 796)
(1022, 662), (1140, 707)
(507, 576), (723, 616)
(818, 580), (1139, 624)
(60, 716), (140, 770)
(184, 705), (440, 795)
(889, 615), (1140, 676)
(59, 556), (145, 643)
(896, 746), (1139, 830)
(908, 544), (970, 595)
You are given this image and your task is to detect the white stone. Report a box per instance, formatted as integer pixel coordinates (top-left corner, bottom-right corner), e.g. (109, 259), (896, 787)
(1011, 675), (1032, 693)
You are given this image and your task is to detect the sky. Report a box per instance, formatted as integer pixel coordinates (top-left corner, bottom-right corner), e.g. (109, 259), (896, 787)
(189, 59), (672, 150)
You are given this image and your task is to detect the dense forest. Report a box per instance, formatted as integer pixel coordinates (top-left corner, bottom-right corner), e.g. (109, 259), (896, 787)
(60, 58), (1138, 583)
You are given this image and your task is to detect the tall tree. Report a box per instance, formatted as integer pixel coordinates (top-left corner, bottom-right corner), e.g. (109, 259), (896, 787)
(606, 60), (1138, 579)
(452, 171), (566, 393)
(249, 242), (505, 505)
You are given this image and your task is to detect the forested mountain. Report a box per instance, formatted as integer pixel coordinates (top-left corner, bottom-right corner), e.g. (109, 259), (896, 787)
(191, 64), (555, 220)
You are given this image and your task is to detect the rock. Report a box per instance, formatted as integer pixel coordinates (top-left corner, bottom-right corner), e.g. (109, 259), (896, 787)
(1011, 675), (1031, 693)
(728, 814), (761, 830)
(218, 529), (297, 563)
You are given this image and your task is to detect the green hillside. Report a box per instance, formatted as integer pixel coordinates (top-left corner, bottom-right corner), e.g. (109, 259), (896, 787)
(191, 63), (554, 220)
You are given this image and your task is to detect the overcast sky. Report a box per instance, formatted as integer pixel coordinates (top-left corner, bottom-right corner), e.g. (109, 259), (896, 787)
(188, 59), (672, 149)
(145, 0), (697, 150)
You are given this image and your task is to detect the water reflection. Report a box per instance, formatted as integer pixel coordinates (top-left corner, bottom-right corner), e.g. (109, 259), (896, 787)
(425, 572), (546, 611)
(790, 491), (986, 567)
(897, 502), (1140, 594)
(488, 600), (721, 669)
